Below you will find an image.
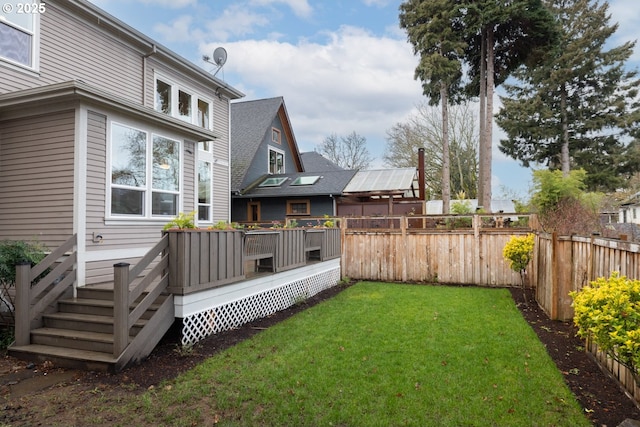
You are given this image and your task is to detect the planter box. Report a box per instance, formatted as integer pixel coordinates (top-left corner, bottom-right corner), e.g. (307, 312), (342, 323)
(166, 229), (244, 295)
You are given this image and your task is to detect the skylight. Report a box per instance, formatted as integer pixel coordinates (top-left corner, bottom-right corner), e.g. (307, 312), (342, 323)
(291, 176), (320, 186)
(259, 177), (287, 187)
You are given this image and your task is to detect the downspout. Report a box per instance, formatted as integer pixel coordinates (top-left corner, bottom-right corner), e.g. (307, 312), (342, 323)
(142, 44), (157, 107)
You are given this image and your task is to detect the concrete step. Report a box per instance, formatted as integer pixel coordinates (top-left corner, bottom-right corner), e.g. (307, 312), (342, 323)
(8, 344), (117, 372)
(43, 312), (146, 335)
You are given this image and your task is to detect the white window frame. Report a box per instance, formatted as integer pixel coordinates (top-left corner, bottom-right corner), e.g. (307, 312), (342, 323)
(268, 146), (285, 174)
(107, 121), (182, 220)
(197, 141), (215, 224)
(154, 74), (213, 130)
(0, 4), (41, 71)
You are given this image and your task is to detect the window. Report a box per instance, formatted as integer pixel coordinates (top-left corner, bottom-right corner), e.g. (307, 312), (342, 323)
(178, 90), (192, 121)
(110, 123), (181, 217)
(155, 80), (171, 114)
(287, 200), (310, 216)
(259, 177), (287, 187)
(198, 99), (210, 129)
(154, 76), (212, 130)
(272, 128), (281, 144)
(198, 161), (212, 221)
(268, 147), (284, 174)
(291, 176), (320, 186)
(0, 4), (39, 68)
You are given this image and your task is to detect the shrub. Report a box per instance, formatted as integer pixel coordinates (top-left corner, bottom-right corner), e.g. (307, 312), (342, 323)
(163, 211), (196, 230)
(0, 240), (48, 285)
(570, 272), (640, 378)
(503, 234), (535, 302)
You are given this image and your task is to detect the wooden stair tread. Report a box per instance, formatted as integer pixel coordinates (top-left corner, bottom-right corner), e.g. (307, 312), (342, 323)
(45, 311), (147, 326)
(31, 327), (126, 343)
(9, 344), (117, 363)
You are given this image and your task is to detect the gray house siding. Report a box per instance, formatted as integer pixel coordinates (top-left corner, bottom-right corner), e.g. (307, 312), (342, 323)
(240, 117), (298, 190)
(0, 3), (144, 103)
(0, 110), (75, 246)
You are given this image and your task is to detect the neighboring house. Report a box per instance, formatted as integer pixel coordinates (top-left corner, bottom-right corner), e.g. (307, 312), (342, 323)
(425, 199), (518, 214)
(232, 170), (357, 225)
(0, 0), (244, 286)
(619, 192), (640, 224)
(230, 97), (347, 223)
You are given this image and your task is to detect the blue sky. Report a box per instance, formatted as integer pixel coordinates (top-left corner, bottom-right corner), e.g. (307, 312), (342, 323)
(89, 0), (639, 200)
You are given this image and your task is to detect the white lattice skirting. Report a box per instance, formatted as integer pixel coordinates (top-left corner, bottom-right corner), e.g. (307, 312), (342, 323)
(179, 261), (341, 346)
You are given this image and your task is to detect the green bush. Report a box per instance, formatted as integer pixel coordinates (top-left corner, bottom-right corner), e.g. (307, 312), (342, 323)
(163, 211), (196, 230)
(570, 272), (640, 378)
(0, 240), (48, 284)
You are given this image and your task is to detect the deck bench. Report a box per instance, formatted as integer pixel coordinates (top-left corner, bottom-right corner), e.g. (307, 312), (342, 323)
(304, 229), (324, 261)
(243, 231), (279, 272)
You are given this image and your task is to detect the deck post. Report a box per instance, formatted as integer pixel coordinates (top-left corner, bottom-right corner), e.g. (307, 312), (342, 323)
(113, 262), (130, 357)
(14, 262), (32, 346)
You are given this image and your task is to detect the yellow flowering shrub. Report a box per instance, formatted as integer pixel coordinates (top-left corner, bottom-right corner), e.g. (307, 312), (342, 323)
(502, 233), (535, 274)
(570, 272), (640, 376)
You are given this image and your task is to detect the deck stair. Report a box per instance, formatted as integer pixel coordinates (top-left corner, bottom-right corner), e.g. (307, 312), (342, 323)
(9, 286), (174, 372)
(8, 234), (174, 372)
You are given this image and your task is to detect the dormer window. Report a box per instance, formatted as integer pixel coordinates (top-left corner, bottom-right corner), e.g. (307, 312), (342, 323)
(272, 128), (281, 144)
(154, 75), (212, 130)
(268, 147), (284, 174)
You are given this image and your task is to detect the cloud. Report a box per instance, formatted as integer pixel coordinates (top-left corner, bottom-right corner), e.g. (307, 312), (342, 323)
(153, 15), (195, 43)
(249, 0), (313, 19)
(139, 0), (197, 8)
(208, 25), (422, 154)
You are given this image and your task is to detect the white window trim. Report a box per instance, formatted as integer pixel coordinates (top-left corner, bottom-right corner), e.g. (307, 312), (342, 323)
(268, 146), (285, 174)
(107, 120), (183, 220)
(197, 140), (216, 225)
(0, 9), (40, 72)
(154, 73), (213, 130)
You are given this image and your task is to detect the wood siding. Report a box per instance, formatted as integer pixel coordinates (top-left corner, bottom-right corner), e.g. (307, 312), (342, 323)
(0, 111), (75, 246)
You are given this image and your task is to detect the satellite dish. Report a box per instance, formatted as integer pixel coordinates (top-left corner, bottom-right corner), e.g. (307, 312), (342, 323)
(213, 47), (227, 67)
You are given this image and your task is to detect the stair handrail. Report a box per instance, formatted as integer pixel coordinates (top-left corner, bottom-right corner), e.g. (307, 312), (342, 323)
(113, 234), (170, 357)
(14, 234), (78, 346)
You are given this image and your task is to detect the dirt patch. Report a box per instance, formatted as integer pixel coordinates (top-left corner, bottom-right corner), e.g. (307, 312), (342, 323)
(1, 283), (640, 426)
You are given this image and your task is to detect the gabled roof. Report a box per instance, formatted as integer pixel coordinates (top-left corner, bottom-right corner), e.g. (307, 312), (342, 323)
(343, 168), (418, 195)
(230, 97), (303, 192)
(236, 170), (358, 198)
(301, 152), (344, 172)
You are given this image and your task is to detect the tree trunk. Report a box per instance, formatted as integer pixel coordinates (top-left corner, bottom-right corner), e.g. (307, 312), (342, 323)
(478, 29), (487, 210)
(482, 26), (494, 213)
(441, 82), (451, 214)
(560, 83), (570, 176)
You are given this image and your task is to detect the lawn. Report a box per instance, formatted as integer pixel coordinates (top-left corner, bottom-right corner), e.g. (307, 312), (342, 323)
(130, 282), (589, 427)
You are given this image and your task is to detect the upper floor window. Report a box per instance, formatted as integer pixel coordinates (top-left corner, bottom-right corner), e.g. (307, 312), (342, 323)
(0, 3), (40, 69)
(110, 122), (181, 218)
(154, 76), (212, 130)
(268, 147), (284, 174)
(272, 128), (281, 144)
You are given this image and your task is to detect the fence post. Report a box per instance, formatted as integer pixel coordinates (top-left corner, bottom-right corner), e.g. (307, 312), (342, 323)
(14, 261), (32, 346)
(113, 262), (130, 357)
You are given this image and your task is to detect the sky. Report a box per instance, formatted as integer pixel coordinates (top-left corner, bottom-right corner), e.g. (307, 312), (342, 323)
(89, 0), (640, 200)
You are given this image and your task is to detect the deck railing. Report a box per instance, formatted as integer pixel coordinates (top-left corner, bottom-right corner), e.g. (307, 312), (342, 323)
(165, 227), (341, 295)
(14, 234), (77, 346)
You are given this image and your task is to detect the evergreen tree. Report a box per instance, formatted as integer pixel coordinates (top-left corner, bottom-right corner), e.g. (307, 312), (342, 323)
(400, 0), (466, 212)
(496, 0), (640, 191)
(461, 0), (558, 210)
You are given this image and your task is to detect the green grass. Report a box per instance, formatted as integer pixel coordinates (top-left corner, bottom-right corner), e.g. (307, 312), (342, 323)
(131, 282), (589, 426)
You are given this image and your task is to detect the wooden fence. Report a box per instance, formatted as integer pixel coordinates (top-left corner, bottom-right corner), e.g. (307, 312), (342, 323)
(340, 215), (529, 286)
